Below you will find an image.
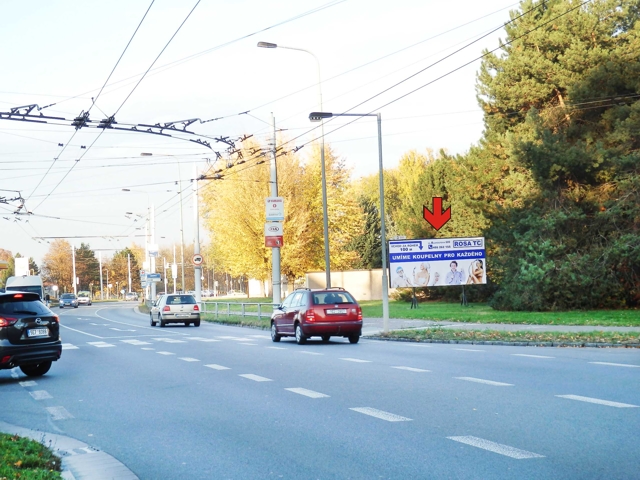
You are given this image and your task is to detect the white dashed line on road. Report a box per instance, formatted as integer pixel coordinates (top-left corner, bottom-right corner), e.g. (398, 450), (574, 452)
(267, 347), (287, 350)
(239, 374), (272, 382)
(110, 328), (135, 332)
(299, 351), (323, 356)
(249, 335), (270, 339)
(340, 358), (372, 363)
(29, 390), (53, 400)
(187, 337), (220, 342)
(239, 343), (258, 346)
(156, 351), (175, 356)
(285, 388), (330, 398)
(392, 366), (431, 372)
(87, 341), (115, 348)
(46, 406), (74, 420)
(153, 338), (186, 343)
(556, 395), (639, 408)
(350, 407), (412, 422)
(19, 381), (37, 387)
(205, 364), (230, 370)
(141, 348), (155, 350)
(455, 377), (514, 387)
(179, 357), (200, 362)
(447, 436), (544, 459)
(62, 343), (79, 350)
(121, 339), (151, 345)
(589, 362), (640, 368)
(512, 354), (555, 359)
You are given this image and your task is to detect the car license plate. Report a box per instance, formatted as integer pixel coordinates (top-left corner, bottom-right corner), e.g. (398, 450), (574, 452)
(326, 309), (347, 314)
(176, 314), (190, 318)
(27, 328), (49, 337)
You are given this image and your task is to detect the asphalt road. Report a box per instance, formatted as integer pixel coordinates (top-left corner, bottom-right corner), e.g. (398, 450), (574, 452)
(1, 303), (639, 479)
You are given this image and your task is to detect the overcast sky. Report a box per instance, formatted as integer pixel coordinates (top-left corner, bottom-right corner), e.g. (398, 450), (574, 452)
(0, 0), (518, 264)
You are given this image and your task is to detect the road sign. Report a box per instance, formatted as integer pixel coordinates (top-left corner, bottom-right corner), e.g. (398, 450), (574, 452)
(265, 197), (284, 221)
(171, 263), (178, 280)
(388, 237), (486, 288)
(146, 273), (161, 282)
(192, 254), (203, 266)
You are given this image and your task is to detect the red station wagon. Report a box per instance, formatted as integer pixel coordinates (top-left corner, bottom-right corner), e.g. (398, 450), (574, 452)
(270, 288), (363, 344)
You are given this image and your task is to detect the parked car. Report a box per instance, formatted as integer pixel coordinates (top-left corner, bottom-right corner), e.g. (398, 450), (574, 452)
(270, 288), (363, 344)
(125, 292), (138, 301)
(151, 294), (200, 327)
(59, 293), (78, 308)
(0, 291), (62, 377)
(77, 291), (92, 306)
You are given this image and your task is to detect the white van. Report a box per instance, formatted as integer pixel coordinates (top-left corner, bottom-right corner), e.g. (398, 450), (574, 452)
(5, 275), (45, 300)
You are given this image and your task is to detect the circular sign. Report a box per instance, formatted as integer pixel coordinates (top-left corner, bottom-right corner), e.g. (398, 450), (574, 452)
(192, 254), (204, 266)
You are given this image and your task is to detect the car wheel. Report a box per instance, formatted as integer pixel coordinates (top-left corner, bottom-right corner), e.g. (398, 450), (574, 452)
(295, 324), (307, 345)
(348, 334), (360, 344)
(185, 322), (190, 327)
(150, 314), (156, 327)
(19, 361), (52, 377)
(321, 335), (331, 343)
(59, 306), (63, 309)
(271, 323), (281, 342)
(74, 305), (78, 308)
(159, 315), (166, 328)
(194, 320), (200, 327)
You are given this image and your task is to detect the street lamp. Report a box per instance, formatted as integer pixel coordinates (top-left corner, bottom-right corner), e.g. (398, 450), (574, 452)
(310, 111), (390, 333)
(258, 41), (332, 288)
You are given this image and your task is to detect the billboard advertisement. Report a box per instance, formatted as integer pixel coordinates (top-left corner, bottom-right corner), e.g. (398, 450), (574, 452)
(388, 237), (486, 288)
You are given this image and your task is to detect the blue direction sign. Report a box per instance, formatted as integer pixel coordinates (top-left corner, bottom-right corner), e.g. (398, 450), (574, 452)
(146, 273), (161, 282)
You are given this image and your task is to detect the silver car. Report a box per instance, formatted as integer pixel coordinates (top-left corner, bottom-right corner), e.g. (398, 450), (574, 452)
(150, 294), (200, 327)
(149, 295), (164, 325)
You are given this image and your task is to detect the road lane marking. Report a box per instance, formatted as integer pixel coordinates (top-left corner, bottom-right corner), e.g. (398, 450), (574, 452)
(62, 343), (79, 350)
(299, 351), (323, 356)
(455, 377), (514, 386)
(179, 357), (200, 362)
(340, 358), (372, 363)
(556, 395), (639, 408)
(156, 351), (175, 356)
(19, 381), (37, 387)
(141, 348), (155, 350)
(455, 349), (485, 352)
(406, 344), (432, 348)
(87, 341), (115, 348)
(285, 388), (330, 398)
(392, 366), (431, 372)
(205, 364), (230, 370)
(239, 374), (272, 382)
(217, 336), (242, 340)
(121, 339), (151, 345)
(110, 328), (135, 332)
(249, 335), (270, 339)
(589, 362), (640, 368)
(267, 346), (287, 350)
(350, 407), (412, 422)
(59, 324), (103, 339)
(29, 390), (53, 400)
(46, 406), (74, 420)
(447, 436), (544, 459)
(153, 338), (186, 343)
(512, 354), (555, 359)
(239, 343), (258, 346)
(187, 337), (220, 342)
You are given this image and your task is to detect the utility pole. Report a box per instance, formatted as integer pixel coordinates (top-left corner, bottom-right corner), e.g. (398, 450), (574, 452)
(127, 253), (132, 294)
(173, 245), (177, 294)
(193, 166), (202, 303)
(150, 203), (156, 301)
(270, 113), (281, 305)
(99, 251), (104, 300)
(72, 245), (77, 295)
(178, 165), (186, 293)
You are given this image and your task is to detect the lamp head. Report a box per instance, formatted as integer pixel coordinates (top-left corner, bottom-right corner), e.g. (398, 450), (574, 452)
(309, 112), (333, 122)
(257, 41), (277, 48)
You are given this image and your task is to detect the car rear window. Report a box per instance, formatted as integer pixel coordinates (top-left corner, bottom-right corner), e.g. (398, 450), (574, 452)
(61, 294), (76, 299)
(312, 292), (356, 305)
(0, 299), (51, 315)
(166, 295), (196, 305)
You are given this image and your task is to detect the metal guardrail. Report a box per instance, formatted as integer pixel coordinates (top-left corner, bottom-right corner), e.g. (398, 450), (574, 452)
(200, 301), (279, 318)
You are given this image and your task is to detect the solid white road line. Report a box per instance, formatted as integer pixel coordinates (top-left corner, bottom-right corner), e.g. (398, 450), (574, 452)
(46, 406), (74, 420)
(156, 351), (175, 356)
(455, 377), (514, 386)
(340, 358), (372, 363)
(447, 436), (544, 459)
(512, 354), (555, 359)
(556, 395), (639, 408)
(62, 343), (79, 350)
(19, 381), (37, 387)
(589, 362), (640, 368)
(121, 339), (151, 345)
(205, 364), (230, 370)
(392, 366), (431, 372)
(179, 357), (200, 362)
(285, 388), (330, 398)
(29, 390), (52, 400)
(87, 341), (115, 348)
(239, 374), (272, 382)
(455, 348), (485, 352)
(350, 407), (412, 422)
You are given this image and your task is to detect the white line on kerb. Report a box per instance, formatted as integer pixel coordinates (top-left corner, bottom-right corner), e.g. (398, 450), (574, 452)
(340, 358), (372, 363)
(392, 366), (431, 372)
(205, 364), (230, 370)
(350, 407), (412, 422)
(29, 390), (52, 400)
(512, 354), (555, 359)
(447, 436), (544, 459)
(239, 374), (272, 382)
(455, 377), (514, 387)
(285, 388), (330, 398)
(589, 362), (640, 368)
(556, 395), (639, 408)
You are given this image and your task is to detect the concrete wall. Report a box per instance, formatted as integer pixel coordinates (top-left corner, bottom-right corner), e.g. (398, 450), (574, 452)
(305, 269), (396, 301)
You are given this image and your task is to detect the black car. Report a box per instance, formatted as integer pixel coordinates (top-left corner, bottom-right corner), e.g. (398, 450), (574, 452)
(0, 292), (62, 377)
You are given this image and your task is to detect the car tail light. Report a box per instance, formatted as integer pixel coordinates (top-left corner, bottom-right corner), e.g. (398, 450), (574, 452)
(356, 306), (362, 320)
(0, 316), (18, 327)
(305, 309), (315, 322)
(193, 305), (199, 311)
(1, 355), (11, 364)
(163, 306), (170, 312)
(13, 294), (23, 299)
(51, 315), (59, 324)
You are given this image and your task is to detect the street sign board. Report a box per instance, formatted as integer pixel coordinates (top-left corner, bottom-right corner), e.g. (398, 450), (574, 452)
(147, 244), (159, 258)
(388, 236), (486, 288)
(171, 263), (178, 280)
(146, 273), (161, 282)
(265, 197), (284, 221)
(264, 222), (283, 247)
(192, 254), (203, 266)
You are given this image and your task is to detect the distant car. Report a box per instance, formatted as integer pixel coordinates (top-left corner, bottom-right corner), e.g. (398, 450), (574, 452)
(77, 291), (92, 306)
(0, 291), (62, 377)
(151, 294), (200, 327)
(125, 292), (138, 301)
(149, 295), (164, 323)
(59, 293), (78, 309)
(270, 288), (362, 344)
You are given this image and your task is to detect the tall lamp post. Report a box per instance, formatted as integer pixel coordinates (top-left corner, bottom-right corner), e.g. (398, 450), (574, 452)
(257, 41), (332, 288)
(310, 111), (390, 333)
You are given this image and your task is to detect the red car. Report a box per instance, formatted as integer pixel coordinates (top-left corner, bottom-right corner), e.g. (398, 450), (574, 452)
(270, 288), (362, 344)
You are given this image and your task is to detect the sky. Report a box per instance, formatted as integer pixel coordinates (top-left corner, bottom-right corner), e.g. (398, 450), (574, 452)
(0, 0), (520, 265)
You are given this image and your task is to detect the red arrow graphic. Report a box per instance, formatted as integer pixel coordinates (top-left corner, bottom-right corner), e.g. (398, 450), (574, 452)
(423, 197), (451, 230)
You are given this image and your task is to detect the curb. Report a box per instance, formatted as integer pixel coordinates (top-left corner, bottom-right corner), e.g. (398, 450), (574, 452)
(363, 336), (640, 348)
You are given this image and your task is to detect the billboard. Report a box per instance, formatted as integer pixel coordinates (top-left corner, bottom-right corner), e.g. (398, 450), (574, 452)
(388, 237), (486, 288)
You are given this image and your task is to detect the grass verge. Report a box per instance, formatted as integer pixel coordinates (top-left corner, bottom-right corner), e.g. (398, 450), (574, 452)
(0, 433), (62, 479)
(202, 313), (269, 329)
(376, 328), (640, 346)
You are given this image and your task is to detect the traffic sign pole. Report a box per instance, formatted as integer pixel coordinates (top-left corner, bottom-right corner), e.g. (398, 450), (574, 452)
(194, 165), (202, 304)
